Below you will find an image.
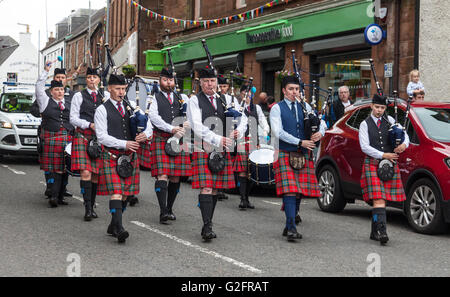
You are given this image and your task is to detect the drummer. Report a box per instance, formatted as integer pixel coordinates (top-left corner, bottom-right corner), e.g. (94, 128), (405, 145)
(35, 63), (75, 208)
(234, 86), (270, 210)
(70, 67), (108, 221)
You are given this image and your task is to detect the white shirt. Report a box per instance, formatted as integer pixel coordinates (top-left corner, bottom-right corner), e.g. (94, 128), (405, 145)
(35, 70), (66, 113)
(270, 98), (327, 146)
(70, 88), (111, 130)
(149, 91), (178, 133)
(359, 114), (410, 159)
(243, 103), (270, 136)
(187, 93), (247, 147)
(94, 98), (153, 150)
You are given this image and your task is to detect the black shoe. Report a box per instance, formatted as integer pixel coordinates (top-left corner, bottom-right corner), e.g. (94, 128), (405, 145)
(295, 214), (302, 225)
(107, 224), (115, 236)
(45, 188), (52, 199)
(246, 199), (255, 209)
(282, 227), (288, 237)
(84, 204), (93, 222)
(129, 196), (139, 207)
(91, 208), (98, 219)
(370, 223), (389, 245)
(49, 197), (58, 208)
(58, 198), (69, 206)
(116, 229), (129, 244)
(167, 212), (176, 221)
(63, 190), (73, 197)
(201, 224), (215, 241)
(239, 199), (248, 210)
(287, 228), (302, 242)
(160, 214), (171, 225)
(217, 193), (228, 201)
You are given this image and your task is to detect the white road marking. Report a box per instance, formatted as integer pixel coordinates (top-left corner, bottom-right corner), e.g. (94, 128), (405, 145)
(1, 165), (26, 175)
(262, 200), (282, 206)
(131, 221), (263, 274)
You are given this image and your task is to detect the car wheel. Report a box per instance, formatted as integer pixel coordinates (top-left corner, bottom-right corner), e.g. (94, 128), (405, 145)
(405, 178), (448, 235)
(317, 165), (347, 213)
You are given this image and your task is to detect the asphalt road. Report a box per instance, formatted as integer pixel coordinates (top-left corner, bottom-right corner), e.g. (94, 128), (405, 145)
(0, 155), (449, 277)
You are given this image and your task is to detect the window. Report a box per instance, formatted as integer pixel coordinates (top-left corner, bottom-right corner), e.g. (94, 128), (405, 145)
(236, 0), (247, 9)
(75, 41), (79, 67)
(349, 107), (371, 130)
(406, 121), (420, 145)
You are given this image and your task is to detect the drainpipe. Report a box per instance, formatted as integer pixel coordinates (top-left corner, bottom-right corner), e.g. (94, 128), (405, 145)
(394, 0), (401, 93)
(414, 0), (420, 69)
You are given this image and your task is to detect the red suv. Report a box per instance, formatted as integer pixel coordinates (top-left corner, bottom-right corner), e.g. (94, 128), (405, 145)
(316, 99), (450, 235)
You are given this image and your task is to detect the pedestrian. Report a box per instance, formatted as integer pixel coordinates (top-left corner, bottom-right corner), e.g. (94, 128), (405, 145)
(186, 67), (247, 241)
(70, 67), (107, 221)
(94, 73), (152, 244)
(35, 63), (75, 208)
(359, 94), (409, 245)
(148, 68), (192, 224)
(269, 76), (325, 242)
(258, 92), (269, 113)
(412, 90), (425, 101)
(407, 69), (425, 97)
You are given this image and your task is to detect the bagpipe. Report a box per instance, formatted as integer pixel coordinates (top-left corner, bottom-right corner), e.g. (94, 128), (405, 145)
(167, 48), (187, 116)
(104, 43), (153, 138)
(321, 87), (336, 129)
(368, 59), (412, 181)
(291, 50), (321, 143)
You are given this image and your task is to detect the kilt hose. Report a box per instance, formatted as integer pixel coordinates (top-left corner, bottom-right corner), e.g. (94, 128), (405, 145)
(150, 130), (192, 177)
(40, 128), (72, 173)
(233, 137), (251, 173)
(191, 152), (235, 190)
(71, 128), (102, 174)
(360, 157), (406, 202)
(97, 149), (140, 197)
(138, 139), (152, 169)
(273, 151), (321, 198)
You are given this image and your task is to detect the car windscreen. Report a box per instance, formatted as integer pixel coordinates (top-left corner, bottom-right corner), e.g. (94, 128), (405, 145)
(414, 107), (450, 142)
(1, 93), (33, 113)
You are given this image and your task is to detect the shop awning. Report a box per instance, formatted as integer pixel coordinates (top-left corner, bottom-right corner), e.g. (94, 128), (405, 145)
(193, 53), (243, 70)
(303, 33), (366, 53)
(255, 47), (285, 62)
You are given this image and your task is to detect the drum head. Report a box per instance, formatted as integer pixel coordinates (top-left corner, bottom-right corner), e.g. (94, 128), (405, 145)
(249, 148), (275, 165)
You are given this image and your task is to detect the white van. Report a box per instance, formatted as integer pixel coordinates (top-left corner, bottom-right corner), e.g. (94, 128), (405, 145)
(0, 83), (41, 156)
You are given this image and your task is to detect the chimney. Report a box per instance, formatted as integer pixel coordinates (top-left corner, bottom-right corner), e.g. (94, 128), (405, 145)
(47, 32), (55, 45)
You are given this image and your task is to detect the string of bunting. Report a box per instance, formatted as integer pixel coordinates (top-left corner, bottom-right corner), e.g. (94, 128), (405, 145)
(126, 0), (289, 29)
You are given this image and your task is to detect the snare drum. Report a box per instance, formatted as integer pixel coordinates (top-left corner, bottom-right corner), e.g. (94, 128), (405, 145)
(248, 147), (275, 184)
(65, 143), (80, 177)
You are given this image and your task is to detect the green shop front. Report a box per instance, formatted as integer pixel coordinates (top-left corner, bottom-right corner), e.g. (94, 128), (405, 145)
(145, 0), (375, 102)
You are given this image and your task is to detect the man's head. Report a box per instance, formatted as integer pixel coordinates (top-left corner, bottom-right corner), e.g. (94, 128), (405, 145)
(199, 68), (217, 96)
(371, 94), (388, 118)
(53, 68), (67, 85)
(218, 76), (229, 94)
(107, 74), (127, 101)
(50, 80), (65, 100)
(282, 76), (301, 102)
(258, 92), (268, 104)
(9, 97), (18, 106)
(86, 68), (101, 90)
(159, 68), (175, 93)
(338, 86), (350, 103)
(413, 90), (425, 101)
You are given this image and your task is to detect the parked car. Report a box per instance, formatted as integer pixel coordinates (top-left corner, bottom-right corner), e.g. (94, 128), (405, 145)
(0, 83), (41, 157)
(316, 98), (450, 234)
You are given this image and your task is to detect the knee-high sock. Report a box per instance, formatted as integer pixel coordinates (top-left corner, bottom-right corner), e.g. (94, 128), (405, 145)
(372, 208), (387, 226)
(51, 174), (63, 199)
(283, 196), (297, 230)
(199, 194), (213, 225)
(155, 180), (169, 215)
(110, 200), (124, 230)
(167, 182), (181, 213)
(238, 176), (247, 199)
(80, 180), (92, 205)
(91, 183), (98, 207)
(296, 197), (302, 214)
(62, 172), (69, 189)
(211, 194), (218, 221)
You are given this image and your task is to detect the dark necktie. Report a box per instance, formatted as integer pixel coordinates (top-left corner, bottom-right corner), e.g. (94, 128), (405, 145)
(58, 101), (64, 111)
(92, 92), (97, 103)
(117, 102), (125, 117)
(167, 93), (172, 105)
(377, 119), (381, 129)
(291, 102), (297, 121)
(209, 96), (216, 110)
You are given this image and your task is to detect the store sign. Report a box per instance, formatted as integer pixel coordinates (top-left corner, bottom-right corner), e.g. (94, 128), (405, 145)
(247, 24), (293, 44)
(364, 23), (386, 46)
(7, 73), (18, 84)
(145, 50), (165, 71)
(384, 63), (393, 78)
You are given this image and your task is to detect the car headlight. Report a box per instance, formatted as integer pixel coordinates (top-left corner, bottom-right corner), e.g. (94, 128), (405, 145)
(0, 121), (13, 129)
(445, 158), (450, 169)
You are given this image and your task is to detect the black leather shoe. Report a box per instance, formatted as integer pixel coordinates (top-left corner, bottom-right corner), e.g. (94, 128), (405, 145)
(58, 199), (69, 206)
(49, 197), (58, 208)
(63, 190), (73, 197)
(84, 205), (93, 222)
(167, 212), (176, 221)
(160, 214), (171, 225)
(128, 196), (139, 207)
(116, 229), (129, 244)
(91, 209), (98, 219)
(282, 227), (288, 237)
(107, 224), (115, 236)
(370, 223), (389, 245)
(201, 224), (215, 241)
(295, 214), (302, 225)
(45, 188), (52, 199)
(239, 199), (248, 210)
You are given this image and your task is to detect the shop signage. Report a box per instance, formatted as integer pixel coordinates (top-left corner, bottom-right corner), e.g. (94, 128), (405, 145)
(246, 24), (293, 44)
(144, 50), (165, 71)
(364, 23), (386, 46)
(7, 73), (18, 83)
(384, 63), (393, 78)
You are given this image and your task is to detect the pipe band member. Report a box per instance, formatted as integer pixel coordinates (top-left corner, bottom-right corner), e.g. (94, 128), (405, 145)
(359, 94), (409, 245)
(94, 74), (152, 244)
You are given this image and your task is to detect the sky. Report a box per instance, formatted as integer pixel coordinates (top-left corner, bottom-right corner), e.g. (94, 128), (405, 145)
(0, 0), (107, 49)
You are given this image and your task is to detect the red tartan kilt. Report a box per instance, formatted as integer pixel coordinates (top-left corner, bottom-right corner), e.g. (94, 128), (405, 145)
(71, 128), (102, 174)
(360, 157), (406, 202)
(96, 149), (140, 196)
(138, 140), (152, 168)
(233, 137), (250, 173)
(150, 131), (192, 177)
(191, 152), (235, 190)
(40, 128), (72, 173)
(273, 151), (321, 198)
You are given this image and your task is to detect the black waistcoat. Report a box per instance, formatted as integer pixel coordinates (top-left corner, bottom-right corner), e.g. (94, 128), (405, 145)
(366, 117), (393, 153)
(244, 105), (260, 137)
(41, 98), (74, 132)
(155, 92), (182, 131)
(104, 100), (132, 146)
(80, 89), (102, 123)
(197, 92), (227, 135)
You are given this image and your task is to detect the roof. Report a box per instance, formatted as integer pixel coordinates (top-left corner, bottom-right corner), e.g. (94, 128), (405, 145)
(66, 8), (106, 41)
(0, 36), (19, 66)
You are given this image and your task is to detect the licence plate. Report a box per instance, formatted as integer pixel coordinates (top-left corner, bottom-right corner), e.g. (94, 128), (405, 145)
(24, 138), (38, 145)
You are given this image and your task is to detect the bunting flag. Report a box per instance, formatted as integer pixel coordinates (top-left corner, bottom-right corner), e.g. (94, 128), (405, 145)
(125, 0), (288, 28)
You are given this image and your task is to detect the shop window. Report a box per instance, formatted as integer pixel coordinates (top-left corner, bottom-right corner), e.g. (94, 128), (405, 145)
(318, 58), (372, 106)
